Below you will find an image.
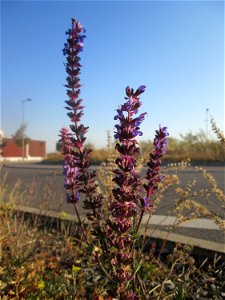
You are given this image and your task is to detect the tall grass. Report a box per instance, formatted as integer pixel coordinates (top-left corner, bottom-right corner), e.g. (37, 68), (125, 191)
(140, 130), (224, 163)
(46, 130), (224, 165)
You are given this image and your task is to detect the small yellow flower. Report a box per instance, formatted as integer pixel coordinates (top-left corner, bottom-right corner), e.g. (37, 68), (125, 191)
(37, 280), (45, 290)
(59, 211), (68, 219)
(72, 265), (81, 273)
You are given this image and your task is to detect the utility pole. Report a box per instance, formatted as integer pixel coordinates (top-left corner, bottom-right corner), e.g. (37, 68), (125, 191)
(22, 98), (32, 161)
(205, 108), (209, 140)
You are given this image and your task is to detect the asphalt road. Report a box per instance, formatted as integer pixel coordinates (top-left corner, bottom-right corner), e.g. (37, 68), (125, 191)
(1, 162), (225, 244)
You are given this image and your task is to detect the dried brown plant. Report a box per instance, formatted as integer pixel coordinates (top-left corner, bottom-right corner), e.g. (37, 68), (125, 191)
(210, 116), (225, 146)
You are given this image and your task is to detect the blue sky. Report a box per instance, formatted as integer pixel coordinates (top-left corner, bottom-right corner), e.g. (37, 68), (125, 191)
(1, 0), (224, 153)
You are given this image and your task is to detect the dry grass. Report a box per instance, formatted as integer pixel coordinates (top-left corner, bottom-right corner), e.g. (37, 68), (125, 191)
(46, 128), (225, 165)
(0, 202), (224, 299)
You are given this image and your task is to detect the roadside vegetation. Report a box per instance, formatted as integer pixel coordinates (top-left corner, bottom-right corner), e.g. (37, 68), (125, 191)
(46, 129), (225, 165)
(1, 158), (225, 299)
(1, 122), (224, 298)
(1, 127), (225, 298)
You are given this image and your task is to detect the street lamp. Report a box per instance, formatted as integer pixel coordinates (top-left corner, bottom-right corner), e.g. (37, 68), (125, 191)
(205, 108), (209, 140)
(22, 98), (32, 161)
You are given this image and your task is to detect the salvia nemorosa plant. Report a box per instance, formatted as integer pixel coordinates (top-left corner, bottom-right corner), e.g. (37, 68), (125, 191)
(60, 18), (168, 300)
(59, 19), (103, 240)
(104, 87), (168, 299)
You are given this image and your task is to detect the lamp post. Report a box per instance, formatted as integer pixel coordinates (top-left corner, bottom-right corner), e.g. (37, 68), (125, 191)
(22, 98), (32, 161)
(205, 108), (209, 141)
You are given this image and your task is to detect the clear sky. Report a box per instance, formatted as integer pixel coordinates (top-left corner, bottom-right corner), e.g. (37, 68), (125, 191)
(1, 0), (224, 153)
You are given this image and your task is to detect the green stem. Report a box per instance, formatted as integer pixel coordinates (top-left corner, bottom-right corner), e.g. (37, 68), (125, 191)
(73, 202), (89, 244)
(96, 255), (115, 283)
(73, 200), (114, 283)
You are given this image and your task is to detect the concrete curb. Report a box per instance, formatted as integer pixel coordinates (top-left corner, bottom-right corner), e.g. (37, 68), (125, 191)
(12, 205), (225, 256)
(1, 163), (61, 170)
(143, 214), (222, 230)
(143, 228), (225, 254)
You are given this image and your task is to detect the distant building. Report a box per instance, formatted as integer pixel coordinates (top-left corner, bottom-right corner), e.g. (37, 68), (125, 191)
(0, 133), (46, 161)
(0, 130), (3, 156)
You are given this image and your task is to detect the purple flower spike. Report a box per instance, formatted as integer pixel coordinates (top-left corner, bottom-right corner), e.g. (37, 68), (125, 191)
(114, 87), (147, 143)
(106, 85), (147, 297)
(143, 124), (169, 209)
(59, 18), (103, 224)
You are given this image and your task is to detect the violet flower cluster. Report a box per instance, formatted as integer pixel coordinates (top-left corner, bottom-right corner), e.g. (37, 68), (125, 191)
(59, 126), (80, 204)
(104, 87), (168, 299)
(59, 19), (103, 224)
(143, 126), (169, 209)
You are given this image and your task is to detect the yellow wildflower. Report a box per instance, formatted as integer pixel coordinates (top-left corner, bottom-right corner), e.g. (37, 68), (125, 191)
(37, 280), (45, 290)
(72, 265), (81, 273)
